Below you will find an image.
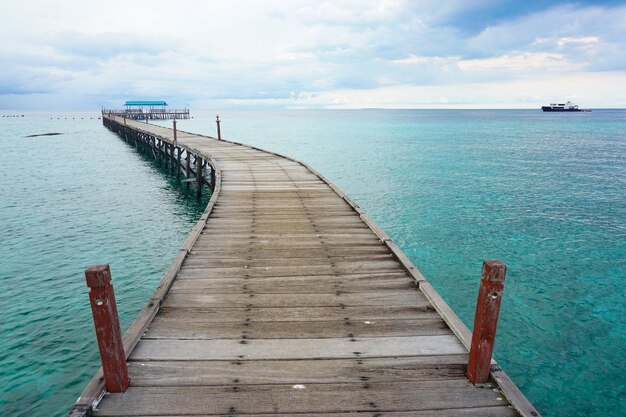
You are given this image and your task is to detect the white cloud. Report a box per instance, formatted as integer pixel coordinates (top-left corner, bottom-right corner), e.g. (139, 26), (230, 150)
(457, 52), (581, 71)
(0, 1), (625, 108)
(393, 54), (434, 65)
(556, 37), (600, 47)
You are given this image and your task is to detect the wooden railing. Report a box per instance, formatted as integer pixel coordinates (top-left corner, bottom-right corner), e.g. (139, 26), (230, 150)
(101, 109), (190, 120)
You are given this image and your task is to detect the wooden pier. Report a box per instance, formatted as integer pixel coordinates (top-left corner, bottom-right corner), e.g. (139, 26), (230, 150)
(69, 115), (540, 416)
(101, 108), (190, 120)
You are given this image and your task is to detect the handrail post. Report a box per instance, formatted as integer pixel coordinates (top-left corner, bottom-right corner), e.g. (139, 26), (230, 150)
(467, 260), (507, 384)
(216, 114), (221, 140)
(85, 264), (129, 393)
(173, 119), (177, 143)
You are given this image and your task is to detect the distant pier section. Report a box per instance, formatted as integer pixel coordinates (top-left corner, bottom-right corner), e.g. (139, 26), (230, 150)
(102, 100), (190, 120)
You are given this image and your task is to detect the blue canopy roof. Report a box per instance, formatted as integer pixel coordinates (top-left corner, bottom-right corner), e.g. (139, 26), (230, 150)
(124, 101), (168, 107)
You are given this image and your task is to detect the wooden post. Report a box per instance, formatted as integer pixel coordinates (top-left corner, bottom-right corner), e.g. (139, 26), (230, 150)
(210, 166), (216, 191)
(467, 260), (507, 384)
(168, 143), (173, 172)
(216, 115), (221, 141)
(185, 151), (191, 190)
(177, 147), (182, 179)
(173, 120), (177, 143)
(170, 145), (175, 173)
(196, 156), (203, 198)
(85, 264), (129, 393)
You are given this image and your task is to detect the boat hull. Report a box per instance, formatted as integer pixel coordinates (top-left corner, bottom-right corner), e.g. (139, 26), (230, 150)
(542, 106), (582, 112)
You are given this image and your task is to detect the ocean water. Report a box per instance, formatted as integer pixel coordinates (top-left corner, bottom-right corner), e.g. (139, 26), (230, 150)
(1, 109), (624, 417)
(0, 111), (209, 416)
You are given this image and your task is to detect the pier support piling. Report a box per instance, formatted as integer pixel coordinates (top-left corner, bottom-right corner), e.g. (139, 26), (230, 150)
(196, 156), (203, 198)
(185, 152), (191, 190)
(467, 260), (507, 384)
(85, 264), (129, 393)
(177, 147), (182, 179)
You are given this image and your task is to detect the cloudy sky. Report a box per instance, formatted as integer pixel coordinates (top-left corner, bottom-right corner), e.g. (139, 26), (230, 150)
(1, 0), (625, 109)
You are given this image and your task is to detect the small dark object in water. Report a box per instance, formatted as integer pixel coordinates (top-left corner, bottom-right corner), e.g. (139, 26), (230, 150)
(24, 132), (63, 138)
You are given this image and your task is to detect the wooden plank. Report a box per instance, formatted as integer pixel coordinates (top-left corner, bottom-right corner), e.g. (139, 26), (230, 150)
(202, 229), (373, 236)
(108, 409), (517, 417)
(155, 305), (440, 322)
(126, 356), (468, 386)
(204, 223), (370, 231)
(211, 208), (356, 215)
(182, 253), (394, 268)
(168, 272), (415, 293)
(161, 292), (423, 308)
(205, 215), (363, 222)
(130, 335), (466, 360)
(203, 225), (369, 232)
(145, 317), (450, 339)
(94, 382), (506, 416)
(191, 241), (386, 250)
(194, 234), (383, 242)
(187, 246), (389, 258)
(176, 261), (406, 279)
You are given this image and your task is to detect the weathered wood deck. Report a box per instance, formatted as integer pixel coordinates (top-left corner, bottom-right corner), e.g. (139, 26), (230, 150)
(70, 115), (540, 416)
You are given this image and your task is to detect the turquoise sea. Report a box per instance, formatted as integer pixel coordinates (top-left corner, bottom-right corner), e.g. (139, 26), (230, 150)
(1, 109), (625, 416)
(0, 111), (210, 416)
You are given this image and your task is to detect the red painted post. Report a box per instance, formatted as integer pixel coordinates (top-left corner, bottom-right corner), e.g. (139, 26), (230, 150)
(216, 114), (221, 141)
(85, 264), (129, 393)
(467, 260), (507, 384)
(173, 119), (177, 142)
